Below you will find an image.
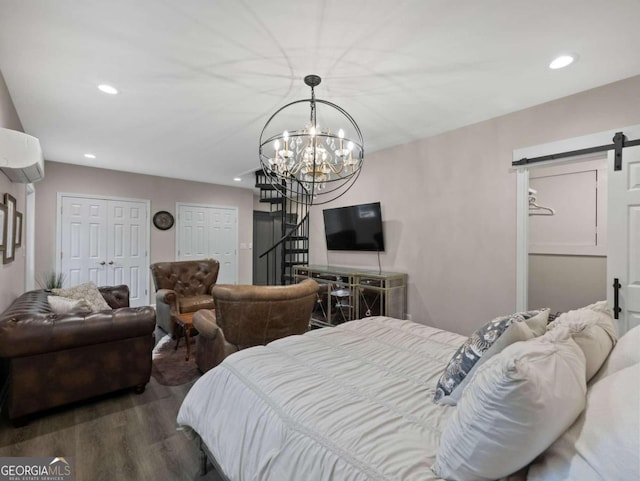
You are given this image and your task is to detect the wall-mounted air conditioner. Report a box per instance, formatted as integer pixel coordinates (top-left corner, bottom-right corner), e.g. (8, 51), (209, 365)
(0, 127), (45, 183)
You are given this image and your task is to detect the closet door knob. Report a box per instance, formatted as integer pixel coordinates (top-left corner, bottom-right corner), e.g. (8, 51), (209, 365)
(108, 260), (114, 265)
(99, 261), (106, 266)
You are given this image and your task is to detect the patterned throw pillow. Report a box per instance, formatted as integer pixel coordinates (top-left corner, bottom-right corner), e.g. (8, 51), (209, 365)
(433, 327), (587, 481)
(434, 309), (549, 405)
(52, 282), (111, 312)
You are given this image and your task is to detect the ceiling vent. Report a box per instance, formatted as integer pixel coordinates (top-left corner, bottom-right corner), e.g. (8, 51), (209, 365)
(0, 127), (45, 183)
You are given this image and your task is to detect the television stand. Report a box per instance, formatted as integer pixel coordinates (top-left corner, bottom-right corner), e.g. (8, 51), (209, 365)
(293, 265), (407, 328)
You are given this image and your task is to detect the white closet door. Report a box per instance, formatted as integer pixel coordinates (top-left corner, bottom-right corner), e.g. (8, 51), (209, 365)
(60, 197), (108, 287)
(608, 145), (640, 335)
(177, 205), (209, 259)
(59, 195), (150, 307)
(209, 208), (237, 284)
(177, 203), (237, 284)
(107, 200), (148, 306)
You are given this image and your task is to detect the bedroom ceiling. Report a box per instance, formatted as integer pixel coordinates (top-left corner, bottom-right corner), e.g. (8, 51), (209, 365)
(0, 0), (639, 188)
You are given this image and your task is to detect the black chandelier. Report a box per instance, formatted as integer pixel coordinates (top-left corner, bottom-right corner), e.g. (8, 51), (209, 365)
(259, 75), (364, 204)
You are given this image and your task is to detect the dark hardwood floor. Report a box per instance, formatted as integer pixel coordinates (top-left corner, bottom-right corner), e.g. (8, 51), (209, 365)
(0, 330), (223, 481)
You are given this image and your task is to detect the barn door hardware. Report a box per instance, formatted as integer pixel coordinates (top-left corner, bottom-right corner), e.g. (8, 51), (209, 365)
(613, 132), (624, 171)
(512, 131), (640, 169)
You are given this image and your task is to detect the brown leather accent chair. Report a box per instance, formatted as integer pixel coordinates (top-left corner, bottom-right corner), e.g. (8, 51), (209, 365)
(193, 279), (319, 373)
(150, 259), (220, 334)
(0, 285), (156, 423)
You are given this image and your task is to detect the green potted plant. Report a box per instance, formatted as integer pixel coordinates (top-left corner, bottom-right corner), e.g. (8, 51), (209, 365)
(38, 271), (66, 290)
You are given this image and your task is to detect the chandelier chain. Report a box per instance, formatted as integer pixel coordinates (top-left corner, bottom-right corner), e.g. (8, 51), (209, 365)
(310, 85), (316, 125)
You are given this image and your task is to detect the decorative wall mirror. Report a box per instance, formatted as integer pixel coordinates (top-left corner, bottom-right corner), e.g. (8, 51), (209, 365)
(15, 211), (22, 248)
(0, 203), (6, 253)
(3, 193), (16, 264)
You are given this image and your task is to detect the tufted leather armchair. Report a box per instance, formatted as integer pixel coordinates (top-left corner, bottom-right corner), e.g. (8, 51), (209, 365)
(192, 279), (319, 373)
(150, 259), (220, 334)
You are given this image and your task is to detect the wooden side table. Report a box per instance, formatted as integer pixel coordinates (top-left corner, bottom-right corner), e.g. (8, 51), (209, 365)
(174, 312), (196, 361)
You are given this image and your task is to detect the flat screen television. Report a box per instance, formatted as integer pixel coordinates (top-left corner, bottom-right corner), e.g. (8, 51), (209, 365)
(323, 202), (385, 251)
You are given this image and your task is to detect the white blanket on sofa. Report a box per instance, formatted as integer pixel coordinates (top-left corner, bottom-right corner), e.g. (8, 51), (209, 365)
(177, 317), (466, 481)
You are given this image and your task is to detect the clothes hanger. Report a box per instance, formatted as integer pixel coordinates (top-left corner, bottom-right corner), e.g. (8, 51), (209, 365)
(528, 196), (555, 216)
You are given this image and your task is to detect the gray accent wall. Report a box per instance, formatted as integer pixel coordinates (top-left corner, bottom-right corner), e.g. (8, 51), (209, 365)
(309, 74), (640, 336)
(529, 254), (606, 314)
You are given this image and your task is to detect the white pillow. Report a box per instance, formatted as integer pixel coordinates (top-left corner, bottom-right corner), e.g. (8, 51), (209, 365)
(528, 363), (640, 481)
(52, 282), (111, 312)
(432, 327), (587, 481)
(48, 295), (92, 314)
(591, 324), (640, 382)
(546, 300), (617, 382)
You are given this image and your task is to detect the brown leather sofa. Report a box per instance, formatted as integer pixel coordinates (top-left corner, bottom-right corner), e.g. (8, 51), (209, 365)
(0, 285), (156, 423)
(193, 279), (319, 373)
(150, 259), (220, 334)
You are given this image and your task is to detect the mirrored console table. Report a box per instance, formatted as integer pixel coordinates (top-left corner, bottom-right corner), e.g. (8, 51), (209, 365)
(293, 265), (407, 328)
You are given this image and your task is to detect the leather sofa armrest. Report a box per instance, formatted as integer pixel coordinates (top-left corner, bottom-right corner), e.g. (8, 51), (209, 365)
(0, 306), (156, 358)
(156, 289), (178, 313)
(192, 310), (219, 340)
(208, 285), (217, 307)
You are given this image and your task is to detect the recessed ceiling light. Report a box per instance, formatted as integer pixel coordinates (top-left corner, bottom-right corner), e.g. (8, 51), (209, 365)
(233, 177), (242, 182)
(549, 55), (575, 70)
(84, 153), (96, 159)
(97, 84), (118, 95)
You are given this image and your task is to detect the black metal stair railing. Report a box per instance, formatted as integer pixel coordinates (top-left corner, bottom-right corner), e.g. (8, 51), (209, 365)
(255, 170), (311, 285)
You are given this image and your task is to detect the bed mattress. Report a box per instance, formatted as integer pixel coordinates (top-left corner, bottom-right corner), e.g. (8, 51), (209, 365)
(177, 316), (466, 481)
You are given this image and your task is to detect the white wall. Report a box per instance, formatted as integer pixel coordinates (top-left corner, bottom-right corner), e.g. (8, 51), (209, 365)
(34, 162), (255, 289)
(529, 158), (606, 256)
(0, 70), (26, 312)
(309, 75), (640, 336)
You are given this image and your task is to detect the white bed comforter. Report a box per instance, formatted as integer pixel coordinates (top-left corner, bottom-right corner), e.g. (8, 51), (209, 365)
(177, 317), (466, 481)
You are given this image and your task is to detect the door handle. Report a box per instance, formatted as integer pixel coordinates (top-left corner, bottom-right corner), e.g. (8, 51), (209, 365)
(613, 278), (622, 320)
(99, 261), (106, 266)
(108, 261), (114, 265)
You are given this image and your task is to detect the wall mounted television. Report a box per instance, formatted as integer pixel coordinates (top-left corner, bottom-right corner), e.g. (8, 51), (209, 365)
(323, 202), (385, 251)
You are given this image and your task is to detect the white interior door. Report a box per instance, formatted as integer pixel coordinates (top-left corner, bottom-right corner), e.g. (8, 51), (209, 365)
(177, 203), (237, 284)
(60, 196), (108, 287)
(178, 205), (209, 259)
(59, 195), (150, 307)
(209, 208), (237, 284)
(608, 145), (640, 335)
(107, 200), (148, 307)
